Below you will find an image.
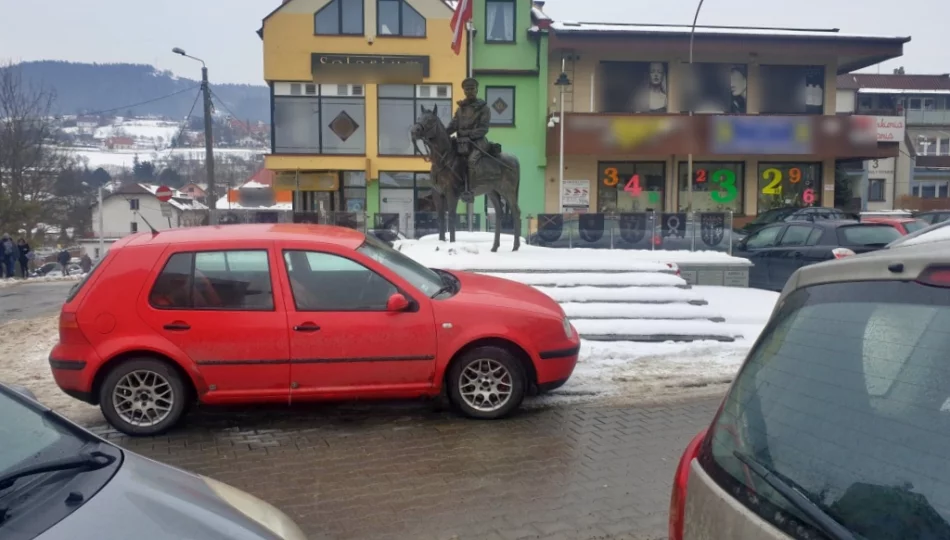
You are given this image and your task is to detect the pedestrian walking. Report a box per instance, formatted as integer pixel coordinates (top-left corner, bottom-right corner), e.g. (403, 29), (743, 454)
(1, 234), (16, 279)
(57, 247), (71, 274)
(80, 253), (92, 274)
(16, 238), (31, 278)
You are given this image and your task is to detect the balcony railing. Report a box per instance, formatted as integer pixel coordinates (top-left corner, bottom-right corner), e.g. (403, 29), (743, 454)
(906, 110), (950, 125)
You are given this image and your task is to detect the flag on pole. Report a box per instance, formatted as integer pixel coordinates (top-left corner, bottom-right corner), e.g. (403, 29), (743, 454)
(450, 0), (472, 55)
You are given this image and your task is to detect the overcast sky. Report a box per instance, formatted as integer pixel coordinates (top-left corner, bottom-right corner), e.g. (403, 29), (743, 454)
(0, 0), (946, 85)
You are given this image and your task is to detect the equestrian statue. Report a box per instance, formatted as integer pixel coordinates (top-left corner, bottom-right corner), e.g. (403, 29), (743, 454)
(410, 77), (522, 252)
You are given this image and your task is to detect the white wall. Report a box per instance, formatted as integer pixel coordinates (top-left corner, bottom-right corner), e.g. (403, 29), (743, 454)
(92, 194), (182, 238)
(836, 89), (856, 113)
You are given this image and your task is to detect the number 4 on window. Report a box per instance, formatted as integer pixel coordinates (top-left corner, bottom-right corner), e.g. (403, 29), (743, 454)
(624, 174), (642, 196)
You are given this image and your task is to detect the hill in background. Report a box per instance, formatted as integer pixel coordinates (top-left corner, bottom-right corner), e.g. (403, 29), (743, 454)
(11, 61), (269, 123)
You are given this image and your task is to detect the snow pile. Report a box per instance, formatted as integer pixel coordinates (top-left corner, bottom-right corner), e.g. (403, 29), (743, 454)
(398, 234), (749, 270)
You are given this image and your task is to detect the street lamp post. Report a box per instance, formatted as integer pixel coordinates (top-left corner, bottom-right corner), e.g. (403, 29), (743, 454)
(687, 0), (706, 251)
(172, 47), (217, 225)
(554, 62), (572, 214)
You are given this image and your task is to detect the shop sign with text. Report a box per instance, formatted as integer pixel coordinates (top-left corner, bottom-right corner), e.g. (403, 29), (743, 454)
(875, 116), (905, 142)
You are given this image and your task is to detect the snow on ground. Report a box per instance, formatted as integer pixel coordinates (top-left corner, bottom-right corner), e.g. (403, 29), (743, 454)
(0, 274), (83, 289)
(398, 233), (749, 270)
(0, 316), (101, 424)
(93, 120), (181, 142)
(69, 147), (268, 169)
(538, 286), (780, 406)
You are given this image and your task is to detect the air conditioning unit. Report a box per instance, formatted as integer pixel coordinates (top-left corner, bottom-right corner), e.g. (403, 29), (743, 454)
(305, 84), (317, 95)
(417, 85), (451, 99)
(290, 83), (302, 96)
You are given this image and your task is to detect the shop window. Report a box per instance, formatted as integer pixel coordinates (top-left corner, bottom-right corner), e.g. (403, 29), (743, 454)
(868, 179), (886, 202)
(677, 162), (744, 214)
(377, 0), (426, 37)
(378, 172), (436, 236)
(757, 65), (825, 114)
(485, 0), (515, 42)
(597, 162), (665, 213)
(599, 61), (668, 113)
(756, 163), (821, 210)
(314, 0), (364, 35)
(377, 85), (452, 155)
(274, 85), (365, 155)
(343, 172), (367, 212)
(681, 63), (747, 114)
(485, 87), (515, 126)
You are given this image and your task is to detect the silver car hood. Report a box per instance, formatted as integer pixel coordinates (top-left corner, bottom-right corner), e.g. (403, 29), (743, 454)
(39, 451), (283, 540)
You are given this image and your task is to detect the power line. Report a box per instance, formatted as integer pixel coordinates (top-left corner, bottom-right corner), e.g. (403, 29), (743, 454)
(174, 88), (204, 147)
(208, 89), (245, 127)
(80, 85), (201, 117)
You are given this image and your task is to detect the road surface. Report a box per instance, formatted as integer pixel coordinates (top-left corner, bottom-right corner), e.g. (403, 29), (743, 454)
(0, 281), (74, 324)
(92, 396), (721, 540)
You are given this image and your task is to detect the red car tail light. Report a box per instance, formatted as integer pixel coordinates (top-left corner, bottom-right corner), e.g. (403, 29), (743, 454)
(831, 247), (856, 259)
(59, 311), (90, 346)
(917, 266), (950, 288)
(669, 428), (707, 540)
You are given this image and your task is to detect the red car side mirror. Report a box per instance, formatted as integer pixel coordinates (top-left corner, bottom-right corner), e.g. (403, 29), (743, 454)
(386, 293), (410, 312)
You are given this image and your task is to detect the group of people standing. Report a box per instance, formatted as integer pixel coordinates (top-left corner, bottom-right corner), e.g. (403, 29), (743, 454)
(1, 234), (34, 279)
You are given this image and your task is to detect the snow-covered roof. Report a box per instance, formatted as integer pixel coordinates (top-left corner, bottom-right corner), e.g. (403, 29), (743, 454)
(549, 22), (910, 43)
(857, 88), (950, 95)
(214, 194), (292, 212)
(138, 184), (208, 211)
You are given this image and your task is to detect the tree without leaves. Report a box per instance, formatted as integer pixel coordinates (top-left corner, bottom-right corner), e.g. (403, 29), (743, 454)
(0, 61), (73, 237)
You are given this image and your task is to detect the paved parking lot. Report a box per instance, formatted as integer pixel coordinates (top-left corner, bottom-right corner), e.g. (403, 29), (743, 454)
(91, 397), (720, 540)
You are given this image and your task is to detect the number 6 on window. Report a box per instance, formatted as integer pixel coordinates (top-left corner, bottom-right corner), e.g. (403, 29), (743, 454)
(803, 188), (816, 205)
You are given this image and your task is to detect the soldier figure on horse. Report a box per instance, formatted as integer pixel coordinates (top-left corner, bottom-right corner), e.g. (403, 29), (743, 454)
(447, 77), (500, 204)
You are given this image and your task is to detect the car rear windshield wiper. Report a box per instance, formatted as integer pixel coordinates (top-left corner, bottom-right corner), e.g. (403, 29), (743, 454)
(733, 451), (857, 540)
(0, 451), (116, 491)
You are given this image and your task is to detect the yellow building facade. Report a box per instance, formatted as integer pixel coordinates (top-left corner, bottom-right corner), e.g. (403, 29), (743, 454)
(260, 0), (467, 229)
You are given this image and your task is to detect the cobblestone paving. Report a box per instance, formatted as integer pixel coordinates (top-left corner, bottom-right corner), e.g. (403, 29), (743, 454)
(91, 397), (721, 540)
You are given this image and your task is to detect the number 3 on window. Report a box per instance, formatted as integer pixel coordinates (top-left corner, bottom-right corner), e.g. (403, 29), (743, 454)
(603, 167), (620, 187)
(761, 168), (783, 195)
(710, 170), (737, 203)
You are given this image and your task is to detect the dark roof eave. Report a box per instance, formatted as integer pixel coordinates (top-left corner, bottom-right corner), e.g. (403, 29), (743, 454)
(550, 28), (911, 45)
(838, 53), (906, 75)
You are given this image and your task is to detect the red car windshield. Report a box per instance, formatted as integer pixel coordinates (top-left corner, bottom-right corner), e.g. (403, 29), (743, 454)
(357, 236), (443, 297)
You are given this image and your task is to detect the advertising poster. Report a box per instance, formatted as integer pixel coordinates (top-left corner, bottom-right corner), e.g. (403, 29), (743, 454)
(562, 179), (591, 210)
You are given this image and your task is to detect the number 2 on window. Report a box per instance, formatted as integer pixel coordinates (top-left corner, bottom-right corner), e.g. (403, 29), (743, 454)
(761, 168), (783, 195)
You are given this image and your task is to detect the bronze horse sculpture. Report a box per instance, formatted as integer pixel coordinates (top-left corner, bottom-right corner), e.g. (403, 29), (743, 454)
(410, 104), (522, 252)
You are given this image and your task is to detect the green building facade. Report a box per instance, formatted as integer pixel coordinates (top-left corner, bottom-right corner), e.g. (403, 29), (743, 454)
(468, 0), (550, 227)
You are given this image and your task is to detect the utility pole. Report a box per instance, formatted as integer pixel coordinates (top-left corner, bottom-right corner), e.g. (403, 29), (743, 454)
(97, 185), (104, 258)
(201, 66), (217, 225)
(173, 47), (216, 225)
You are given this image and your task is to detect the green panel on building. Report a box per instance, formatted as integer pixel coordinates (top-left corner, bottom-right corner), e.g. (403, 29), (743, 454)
(470, 0), (550, 226)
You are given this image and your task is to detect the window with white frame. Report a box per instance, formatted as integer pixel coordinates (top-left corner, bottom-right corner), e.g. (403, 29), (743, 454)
(377, 84), (452, 155)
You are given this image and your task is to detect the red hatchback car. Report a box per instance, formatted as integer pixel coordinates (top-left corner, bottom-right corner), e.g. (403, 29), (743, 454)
(50, 224), (580, 435)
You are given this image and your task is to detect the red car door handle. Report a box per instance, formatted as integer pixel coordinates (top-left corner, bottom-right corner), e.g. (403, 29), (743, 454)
(163, 322), (191, 331)
(294, 323), (321, 333)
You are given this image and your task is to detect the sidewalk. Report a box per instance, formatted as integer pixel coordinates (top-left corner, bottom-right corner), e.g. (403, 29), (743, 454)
(91, 396), (722, 540)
